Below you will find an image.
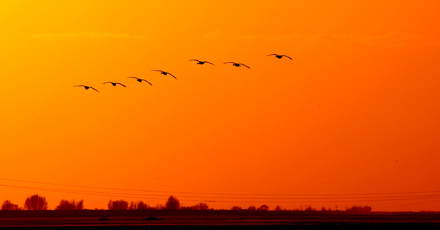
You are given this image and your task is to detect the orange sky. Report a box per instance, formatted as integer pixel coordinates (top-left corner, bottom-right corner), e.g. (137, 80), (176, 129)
(1, 0), (440, 211)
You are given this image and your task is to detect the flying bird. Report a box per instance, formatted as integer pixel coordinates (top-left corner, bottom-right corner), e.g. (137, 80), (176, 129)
(189, 59), (214, 65)
(224, 62), (250, 68)
(267, 54), (292, 60)
(127, 77), (153, 86)
(103, 82), (126, 87)
(73, 85), (99, 92)
(152, 70), (177, 79)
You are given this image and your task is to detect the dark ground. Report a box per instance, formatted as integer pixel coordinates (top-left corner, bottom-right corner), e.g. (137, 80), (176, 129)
(0, 210), (439, 228)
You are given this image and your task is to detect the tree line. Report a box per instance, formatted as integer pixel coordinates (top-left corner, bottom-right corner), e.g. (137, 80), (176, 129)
(1, 194), (372, 213)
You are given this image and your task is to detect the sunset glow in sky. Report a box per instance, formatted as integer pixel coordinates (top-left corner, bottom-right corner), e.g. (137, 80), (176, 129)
(1, 0), (440, 211)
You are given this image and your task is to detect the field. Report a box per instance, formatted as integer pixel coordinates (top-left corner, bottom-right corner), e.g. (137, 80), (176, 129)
(0, 210), (439, 227)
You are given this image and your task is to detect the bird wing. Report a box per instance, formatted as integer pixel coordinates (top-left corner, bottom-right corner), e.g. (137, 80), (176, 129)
(168, 73), (177, 79)
(144, 80), (153, 86)
(103, 82), (112, 84)
(206, 61), (214, 65)
(73, 85), (86, 87)
(152, 70), (163, 72)
(127, 76), (138, 79)
(117, 83), (127, 87)
(282, 55), (293, 60)
(189, 59), (199, 62)
(224, 62), (234, 64)
(267, 54), (277, 56)
(89, 87), (100, 92)
(240, 63), (251, 68)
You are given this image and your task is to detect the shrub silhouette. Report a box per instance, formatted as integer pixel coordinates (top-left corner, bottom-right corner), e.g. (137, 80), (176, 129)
(230, 206), (242, 211)
(154, 204), (165, 210)
(193, 202), (209, 210)
(1, 200), (19, 210)
(345, 205), (372, 213)
(76, 200), (84, 210)
(129, 201), (150, 210)
(257, 205), (269, 211)
(247, 205), (256, 211)
(181, 202), (209, 210)
(107, 199), (129, 210)
(165, 196), (180, 210)
(55, 199), (84, 210)
(24, 194), (48, 210)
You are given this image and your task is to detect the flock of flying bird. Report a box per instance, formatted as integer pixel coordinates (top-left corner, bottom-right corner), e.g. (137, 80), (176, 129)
(73, 54), (292, 92)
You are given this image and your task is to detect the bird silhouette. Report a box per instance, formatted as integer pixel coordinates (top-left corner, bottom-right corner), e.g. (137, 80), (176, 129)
(152, 70), (177, 79)
(189, 59), (214, 65)
(127, 77), (153, 86)
(103, 82), (126, 87)
(73, 85), (99, 92)
(267, 54), (292, 60)
(224, 62), (250, 68)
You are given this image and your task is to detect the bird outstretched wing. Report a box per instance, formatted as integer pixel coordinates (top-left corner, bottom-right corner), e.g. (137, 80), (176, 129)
(143, 80), (153, 86)
(89, 87), (100, 92)
(282, 55), (293, 60)
(239, 63), (251, 68)
(168, 73), (177, 79)
(74, 85), (99, 92)
(116, 83), (126, 87)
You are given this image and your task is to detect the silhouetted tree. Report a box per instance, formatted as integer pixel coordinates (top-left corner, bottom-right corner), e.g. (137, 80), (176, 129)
(193, 202), (209, 210)
(230, 206), (242, 211)
(129, 201), (136, 210)
(55, 200), (84, 210)
(345, 205), (372, 213)
(182, 202), (209, 210)
(1, 200), (19, 210)
(247, 205), (256, 211)
(165, 196), (180, 210)
(257, 205), (269, 211)
(76, 200), (84, 210)
(107, 199), (129, 210)
(129, 201), (150, 210)
(275, 205), (282, 211)
(139, 202), (150, 210)
(24, 194), (48, 210)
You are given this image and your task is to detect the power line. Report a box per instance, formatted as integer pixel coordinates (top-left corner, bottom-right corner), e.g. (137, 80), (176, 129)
(2, 177), (440, 198)
(0, 184), (210, 203)
(1, 178), (440, 205)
